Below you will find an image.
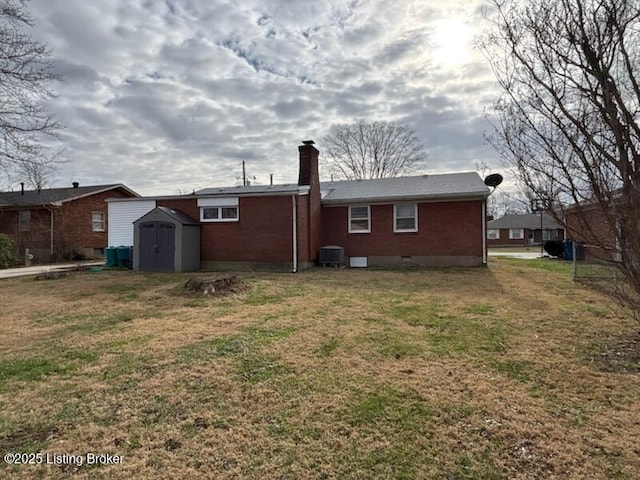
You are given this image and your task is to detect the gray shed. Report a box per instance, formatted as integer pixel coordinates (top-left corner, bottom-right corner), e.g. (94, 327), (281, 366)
(133, 206), (200, 272)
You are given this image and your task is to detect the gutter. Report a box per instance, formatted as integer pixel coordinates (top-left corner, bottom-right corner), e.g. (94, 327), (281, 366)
(321, 192), (490, 206)
(291, 194), (297, 273)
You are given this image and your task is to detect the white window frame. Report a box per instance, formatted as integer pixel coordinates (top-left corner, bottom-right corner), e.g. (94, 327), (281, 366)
(393, 204), (418, 233)
(509, 228), (524, 240)
(198, 197), (239, 223)
(92, 211), (105, 232)
(19, 210), (31, 232)
(200, 206), (239, 222)
(348, 205), (370, 233)
(487, 228), (500, 240)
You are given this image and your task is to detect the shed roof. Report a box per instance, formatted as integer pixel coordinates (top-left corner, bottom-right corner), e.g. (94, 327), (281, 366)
(320, 172), (489, 204)
(136, 206), (200, 225)
(488, 213), (564, 229)
(0, 184), (138, 207)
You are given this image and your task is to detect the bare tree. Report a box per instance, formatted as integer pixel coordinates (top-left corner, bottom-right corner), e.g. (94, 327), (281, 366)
(481, 0), (640, 314)
(321, 119), (427, 180)
(0, 0), (62, 187)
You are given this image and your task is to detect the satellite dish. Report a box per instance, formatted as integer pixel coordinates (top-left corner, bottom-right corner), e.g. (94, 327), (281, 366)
(484, 173), (503, 188)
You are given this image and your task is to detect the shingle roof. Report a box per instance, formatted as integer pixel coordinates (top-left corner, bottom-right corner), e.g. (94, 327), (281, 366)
(0, 184), (137, 207)
(488, 213), (563, 229)
(320, 172), (490, 204)
(153, 206), (200, 225)
(195, 184), (305, 196)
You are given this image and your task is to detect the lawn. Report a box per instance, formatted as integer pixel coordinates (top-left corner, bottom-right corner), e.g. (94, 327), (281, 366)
(0, 258), (639, 479)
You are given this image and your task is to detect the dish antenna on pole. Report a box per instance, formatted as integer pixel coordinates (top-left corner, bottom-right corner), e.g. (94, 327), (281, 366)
(484, 173), (503, 189)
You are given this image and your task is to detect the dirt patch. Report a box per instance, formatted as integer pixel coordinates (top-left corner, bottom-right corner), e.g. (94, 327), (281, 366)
(585, 333), (640, 373)
(183, 276), (248, 297)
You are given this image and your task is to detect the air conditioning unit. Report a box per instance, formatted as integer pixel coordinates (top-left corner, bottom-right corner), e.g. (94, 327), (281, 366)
(319, 245), (345, 267)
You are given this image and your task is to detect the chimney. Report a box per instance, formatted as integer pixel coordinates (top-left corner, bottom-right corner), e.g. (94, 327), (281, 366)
(298, 140), (319, 189)
(20, 182), (24, 195)
(72, 182), (79, 188)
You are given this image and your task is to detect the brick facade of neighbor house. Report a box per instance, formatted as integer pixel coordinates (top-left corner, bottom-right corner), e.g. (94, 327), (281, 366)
(0, 184), (137, 262)
(486, 213), (565, 247)
(565, 207), (620, 262)
(56, 189), (133, 256)
(321, 200), (485, 267)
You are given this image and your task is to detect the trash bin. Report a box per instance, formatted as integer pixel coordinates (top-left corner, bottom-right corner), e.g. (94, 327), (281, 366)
(564, 239), (573, 261)
(116, 245), (131, 268)
(105, 247), (118, 267)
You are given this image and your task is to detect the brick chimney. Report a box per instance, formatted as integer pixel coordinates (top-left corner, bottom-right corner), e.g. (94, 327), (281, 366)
(298, 140), (319, 190)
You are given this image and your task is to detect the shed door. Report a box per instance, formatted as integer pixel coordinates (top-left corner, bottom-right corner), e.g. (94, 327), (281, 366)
(138, 221), (175, 271)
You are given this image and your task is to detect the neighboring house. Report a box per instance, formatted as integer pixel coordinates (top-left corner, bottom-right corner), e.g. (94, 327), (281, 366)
(0, 183), (139, 262)
(487, 213), (565, 246)
(564, 198), (629, 263)
(107, 141), (491, 272)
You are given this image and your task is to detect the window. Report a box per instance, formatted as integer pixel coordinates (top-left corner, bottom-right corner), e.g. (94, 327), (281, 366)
(509, 228), (524, 239)
(92, 211), (105, 231)
(394, 204), (418, 232)
(349, 205), (370, 233)
(201, 206), (238, 222)
(198, 197), (239, 222)
(19, 210), (31, 231)
(487, 229), (500, 240)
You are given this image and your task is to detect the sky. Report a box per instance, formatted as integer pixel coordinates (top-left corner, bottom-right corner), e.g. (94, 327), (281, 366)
(26, 0), (502, 196)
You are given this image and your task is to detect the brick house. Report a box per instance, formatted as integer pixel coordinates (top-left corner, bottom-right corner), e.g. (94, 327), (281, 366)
(487, 213), (565, 247)
(0, 183), (138, 262)
(107, 141), (491, 272)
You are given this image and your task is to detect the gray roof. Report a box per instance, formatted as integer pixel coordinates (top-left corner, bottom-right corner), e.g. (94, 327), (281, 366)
(145, 206), (200, 225)
(195, 183), (305, 196)
(488, 213), (564, 229)
(320, 172), (489, 204)
(0, 184), (137, 207)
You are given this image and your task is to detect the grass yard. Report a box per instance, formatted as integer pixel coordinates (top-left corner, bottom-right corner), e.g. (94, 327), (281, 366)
(1, 258), (639, 479)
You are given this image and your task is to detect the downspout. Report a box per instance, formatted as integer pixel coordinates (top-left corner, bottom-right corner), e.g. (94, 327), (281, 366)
(482, 200), (487, 265)
(43, 205), (55, 258)
(291, 194), (297, 273)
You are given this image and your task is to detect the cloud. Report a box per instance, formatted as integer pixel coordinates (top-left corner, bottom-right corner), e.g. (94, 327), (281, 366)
(25, 0), (499, 195)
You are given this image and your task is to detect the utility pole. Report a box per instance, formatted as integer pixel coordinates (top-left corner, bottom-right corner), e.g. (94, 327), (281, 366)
(242, 161), (246, 186)
(531, 198), (544, 256)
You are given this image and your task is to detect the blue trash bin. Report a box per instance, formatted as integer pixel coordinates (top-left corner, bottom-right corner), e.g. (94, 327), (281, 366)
(564, 240), (573, 261)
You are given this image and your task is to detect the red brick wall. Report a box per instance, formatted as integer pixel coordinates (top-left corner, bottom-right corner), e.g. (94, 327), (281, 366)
(0, 187), (134, 260)
(57, 188), (133, 253)
(296, 195), (309, 264)
(487, 228), (566, 246)
(0, 208), (52, 254)
(159, 195), (294, 263)
(565, 208), (618, 261)
(321, 200), (484, 257)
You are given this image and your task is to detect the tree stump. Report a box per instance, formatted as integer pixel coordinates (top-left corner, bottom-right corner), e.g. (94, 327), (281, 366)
(183, 276), (247, 297)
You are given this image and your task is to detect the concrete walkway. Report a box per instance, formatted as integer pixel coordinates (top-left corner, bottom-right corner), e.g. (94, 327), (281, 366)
(488, 251), (546, 260)
(0, 261), (104, 279)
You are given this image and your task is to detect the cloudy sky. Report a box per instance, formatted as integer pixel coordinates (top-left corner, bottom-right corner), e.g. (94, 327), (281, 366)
(27, 0), (501, 195)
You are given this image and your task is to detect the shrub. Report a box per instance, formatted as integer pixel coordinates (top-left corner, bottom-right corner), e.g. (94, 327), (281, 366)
(0, 234), (17, 268)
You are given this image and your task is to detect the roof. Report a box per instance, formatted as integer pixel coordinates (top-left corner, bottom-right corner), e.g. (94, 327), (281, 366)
(488, 213), (564, 229)
(139, 206), (199, 225)
(195, 183), (307, 196)
(0, 184), (139, 207)
(320, 172), (490, 205)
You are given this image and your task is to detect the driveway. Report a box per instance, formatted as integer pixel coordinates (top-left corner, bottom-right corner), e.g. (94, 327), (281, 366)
(0, 262), (104, 279)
